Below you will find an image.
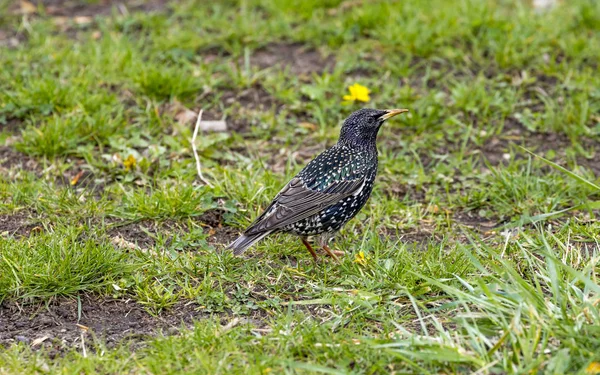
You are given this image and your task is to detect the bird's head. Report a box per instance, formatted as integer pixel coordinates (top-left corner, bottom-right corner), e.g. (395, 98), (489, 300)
(339, 108), (409, 146)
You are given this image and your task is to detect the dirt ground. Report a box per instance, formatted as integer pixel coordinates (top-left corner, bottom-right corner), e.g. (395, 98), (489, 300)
(1, 0), (599, 356)
(0, 295), (269, 356)
(0, 296), (198, 355)
(16, 0), (169, 17)
(0, 73), (595, 354)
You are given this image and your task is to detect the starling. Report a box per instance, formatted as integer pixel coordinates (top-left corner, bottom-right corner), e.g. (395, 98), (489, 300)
(227, 108), (409, 260)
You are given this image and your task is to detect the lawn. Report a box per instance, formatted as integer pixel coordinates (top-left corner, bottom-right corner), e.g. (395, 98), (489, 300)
(0, 0), (599, 373)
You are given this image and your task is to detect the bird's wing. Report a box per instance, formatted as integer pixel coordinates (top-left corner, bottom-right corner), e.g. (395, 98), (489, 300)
(244, 176), (366, 235)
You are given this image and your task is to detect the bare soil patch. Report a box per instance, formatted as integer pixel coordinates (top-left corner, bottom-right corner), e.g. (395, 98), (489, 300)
(0, 292), (323, 356)
(0, 25), (27, 49)
(383, 181), (427, 202)
(108, 220), (159, 249)
(248, 43), (335, 76)
(226, 85), (278, 112)
(0, 145), (106, 191)
(0, 211), (41, 237)
(4, 0), (169, 43)
(218, 85), (278, 133)
(0, 118), (24, 133)
(206, 225), (239, 247)
(0, 296), (200, 355)
(108, 209), (240, 250)
(453, 211), (500, 232)
(479, 118), (600, 175)
(195, 208), (240, 246)
(0, 146), (40, 174)
(395, 229), (435, 250)
(378, 223), (439, 251)
(39, 0), (167, 17)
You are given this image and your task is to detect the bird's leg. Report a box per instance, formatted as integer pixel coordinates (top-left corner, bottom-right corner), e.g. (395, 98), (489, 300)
(301, 238), (318, 262)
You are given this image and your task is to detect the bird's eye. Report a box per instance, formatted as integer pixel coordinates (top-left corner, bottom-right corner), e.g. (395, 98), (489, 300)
(368, 117), (375, 124)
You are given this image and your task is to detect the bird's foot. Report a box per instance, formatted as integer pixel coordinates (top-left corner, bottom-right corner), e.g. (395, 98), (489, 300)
(301, 238), (344, 263)
(322, 245), (344, 261)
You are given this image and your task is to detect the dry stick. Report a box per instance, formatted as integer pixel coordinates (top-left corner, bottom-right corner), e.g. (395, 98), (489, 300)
(80, 331), (87, 358)
(76, 324), (88, 358)
(216, 318), (241, 337)
(192, 109), (213, 187)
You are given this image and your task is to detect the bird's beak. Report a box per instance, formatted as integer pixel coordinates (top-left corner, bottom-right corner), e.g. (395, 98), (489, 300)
(380, 108), (409, 120)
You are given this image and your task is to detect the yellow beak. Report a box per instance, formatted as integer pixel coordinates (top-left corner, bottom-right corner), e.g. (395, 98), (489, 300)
(380, 108), (409, 120)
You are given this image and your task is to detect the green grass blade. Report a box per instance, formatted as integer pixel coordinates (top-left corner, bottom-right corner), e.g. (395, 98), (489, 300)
(519, 146), (600, 191)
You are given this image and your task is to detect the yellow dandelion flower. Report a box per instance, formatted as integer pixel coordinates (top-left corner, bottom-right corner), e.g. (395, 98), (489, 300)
(586, 362), (600, 374)
(123, 154), (137, 171)
(343, 83), (371, 103)
(354, 251), (367, 265)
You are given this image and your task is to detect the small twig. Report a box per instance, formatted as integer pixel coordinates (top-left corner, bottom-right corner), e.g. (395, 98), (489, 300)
(77, 324), (88, 358)
(80, 331), (87, 358)
(192, 109), (213, 187)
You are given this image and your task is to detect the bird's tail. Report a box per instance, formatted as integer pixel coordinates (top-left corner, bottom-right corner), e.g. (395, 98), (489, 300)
(226, 231), (271, 256)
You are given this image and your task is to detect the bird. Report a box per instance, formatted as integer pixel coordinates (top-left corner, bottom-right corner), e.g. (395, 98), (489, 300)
(227, 108), (409, 261)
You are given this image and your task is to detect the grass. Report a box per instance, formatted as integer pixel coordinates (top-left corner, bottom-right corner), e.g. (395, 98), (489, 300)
(0, 0), (599, 373)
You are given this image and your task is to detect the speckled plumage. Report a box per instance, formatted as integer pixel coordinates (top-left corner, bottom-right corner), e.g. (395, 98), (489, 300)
(281, 144), (376, 237)
(227, 108), (408, 259)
